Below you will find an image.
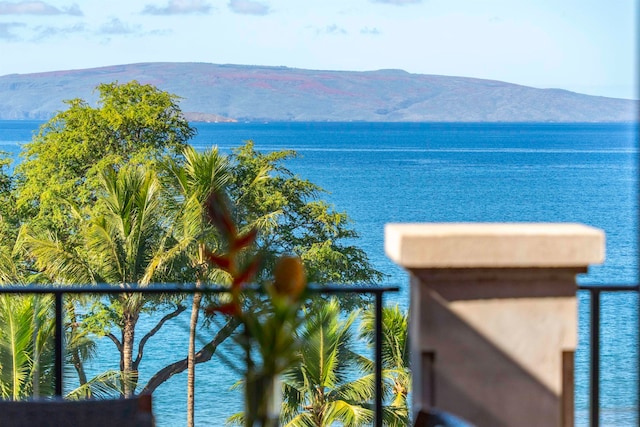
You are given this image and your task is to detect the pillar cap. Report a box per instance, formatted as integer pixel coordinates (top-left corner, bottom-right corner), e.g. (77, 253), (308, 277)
(385, 223), (605, 268)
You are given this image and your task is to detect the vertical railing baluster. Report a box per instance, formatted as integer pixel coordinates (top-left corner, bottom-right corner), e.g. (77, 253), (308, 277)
(590, 289), (601, 427)
(54, 291), (63, 397)
(374, 290), (384, 427)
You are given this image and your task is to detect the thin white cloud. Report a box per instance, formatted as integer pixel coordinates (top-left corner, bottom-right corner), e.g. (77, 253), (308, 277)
(317, 24), (347, 35)
(228, 0), (270, 16)
(142, 0), (211, 15)
(360, 26), (381, 35)
(370, 0), (422, 5)
(98, 18), (139, 35)
(148, 28), (172, 36)
(64, 3), (80, 15)
(0, 1), (82, 15)
(0, 22), (25, 40)
(32, 22), (85, 40)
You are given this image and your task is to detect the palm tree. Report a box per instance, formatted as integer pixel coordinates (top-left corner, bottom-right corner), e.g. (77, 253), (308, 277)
(164, 144), (294, 426)
(0, 294), (55, 399)
(0, 292), (130, 400)
(0, 224), (55, 399)
(83, 165), (168, 396)
(274, 302), (410, 427)
(163, 145), (233, 427)
(360, 305), (410, 425)
(0, 225), (127, 400)
(24, 165), (175, 397)
(279, 298), (376, 427)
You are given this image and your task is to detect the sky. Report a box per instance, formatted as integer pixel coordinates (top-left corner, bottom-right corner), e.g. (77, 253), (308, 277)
(0, 0), (637, 99)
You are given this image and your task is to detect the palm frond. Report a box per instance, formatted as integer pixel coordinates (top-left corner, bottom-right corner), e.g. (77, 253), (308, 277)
(23, 229), (94, 284)
(282, 412), (317, 427)
(0, 248), (19, 284)
(360, 305), (409, 371)
(65, 370), (137, 400)
(333, 373), (377, 404)
(324, 399), (374, 427)
(0, 295), (48, 399)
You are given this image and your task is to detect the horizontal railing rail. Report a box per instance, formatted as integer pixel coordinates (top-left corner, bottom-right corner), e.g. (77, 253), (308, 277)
(577, 284), (639, 427)
(0, 283), (399, 427)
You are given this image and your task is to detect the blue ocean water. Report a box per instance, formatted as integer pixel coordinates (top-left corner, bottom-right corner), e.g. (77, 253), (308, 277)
(0, 121), (638, 426)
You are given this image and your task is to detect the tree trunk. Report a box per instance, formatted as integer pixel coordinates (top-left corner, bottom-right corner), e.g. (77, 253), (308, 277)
(187, 290), (202, 427)
(141, 317), (240, 395)
(187, 242), (207, 427)
(121, 309), (139, 397)
(67, 301), (88, 387)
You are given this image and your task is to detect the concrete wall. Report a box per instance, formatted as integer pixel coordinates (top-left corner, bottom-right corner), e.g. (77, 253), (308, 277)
(385, 223), (605, 427)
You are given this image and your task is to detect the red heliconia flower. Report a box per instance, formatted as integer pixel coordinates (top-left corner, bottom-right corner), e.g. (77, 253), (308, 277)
(231, 228), (258, 252)
(205, 301), (241, 317)
(206, 251), (231, 271)
(205, 191), (236, 238)
(232, 256), (262, 289)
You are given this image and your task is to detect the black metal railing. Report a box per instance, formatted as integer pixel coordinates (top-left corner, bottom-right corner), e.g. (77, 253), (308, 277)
(6, 283), (637, 426)
(0, 283), (399, 427)
(578, 284), (639, 427)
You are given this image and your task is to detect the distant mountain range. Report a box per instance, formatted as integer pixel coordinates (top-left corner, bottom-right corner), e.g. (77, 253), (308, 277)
(0, 62), (637, 122)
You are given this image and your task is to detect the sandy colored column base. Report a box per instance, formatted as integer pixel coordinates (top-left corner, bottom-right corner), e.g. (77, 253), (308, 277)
(410, 269), (578, 427)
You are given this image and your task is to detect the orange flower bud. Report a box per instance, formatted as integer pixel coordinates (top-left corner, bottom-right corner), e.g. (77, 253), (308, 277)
(273, 255), (307, 299)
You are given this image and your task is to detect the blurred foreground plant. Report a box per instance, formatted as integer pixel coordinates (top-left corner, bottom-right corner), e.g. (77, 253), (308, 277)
(203, 191), (307, 427)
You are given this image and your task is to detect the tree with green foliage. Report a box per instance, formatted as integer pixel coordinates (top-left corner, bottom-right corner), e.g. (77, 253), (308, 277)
(0, 294), (133, 400)
(228, 142), (382, 307)
(0, 153), (12, 222)
(276, 300), (408, 427)
(0, 294), (55, 399)
(24, 165), (182, 396)
(162, 145), (234, 426)
(143, 142), (383, 425)
(0, 153), (22, 282)
(9, 80), (196, 397)
(15, 80), (195, 232)
(278, 298), (374, 426)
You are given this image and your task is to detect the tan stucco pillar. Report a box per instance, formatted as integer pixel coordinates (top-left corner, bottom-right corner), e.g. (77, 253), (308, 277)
(385, 223), (605, 427)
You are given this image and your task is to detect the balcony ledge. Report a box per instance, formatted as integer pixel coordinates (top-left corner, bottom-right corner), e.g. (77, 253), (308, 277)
(385, 222), (605, 269)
